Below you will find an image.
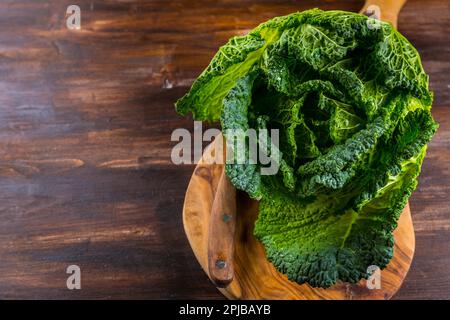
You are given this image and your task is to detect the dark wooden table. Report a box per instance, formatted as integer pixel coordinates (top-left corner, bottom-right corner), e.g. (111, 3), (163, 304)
(0, 0), (448, 299)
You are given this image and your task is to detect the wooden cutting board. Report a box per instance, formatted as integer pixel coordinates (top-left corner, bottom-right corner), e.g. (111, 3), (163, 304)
(182, 137), (415, 299)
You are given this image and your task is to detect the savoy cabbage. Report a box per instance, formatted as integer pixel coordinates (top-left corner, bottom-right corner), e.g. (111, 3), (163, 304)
(176, 9), (438, 288)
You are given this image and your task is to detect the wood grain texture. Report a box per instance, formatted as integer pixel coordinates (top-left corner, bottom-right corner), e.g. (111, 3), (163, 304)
(183, 138), (415, 300)
(0, 0), (448, 299)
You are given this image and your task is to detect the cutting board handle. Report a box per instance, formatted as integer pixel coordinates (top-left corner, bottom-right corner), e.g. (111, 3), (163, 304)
(361, 0), (407, 28)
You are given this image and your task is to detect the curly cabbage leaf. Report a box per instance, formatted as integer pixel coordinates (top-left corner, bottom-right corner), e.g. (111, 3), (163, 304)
(176, 9), (438, 288)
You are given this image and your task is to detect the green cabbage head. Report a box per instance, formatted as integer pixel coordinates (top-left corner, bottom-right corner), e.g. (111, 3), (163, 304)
(176, 9), (438, 288)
